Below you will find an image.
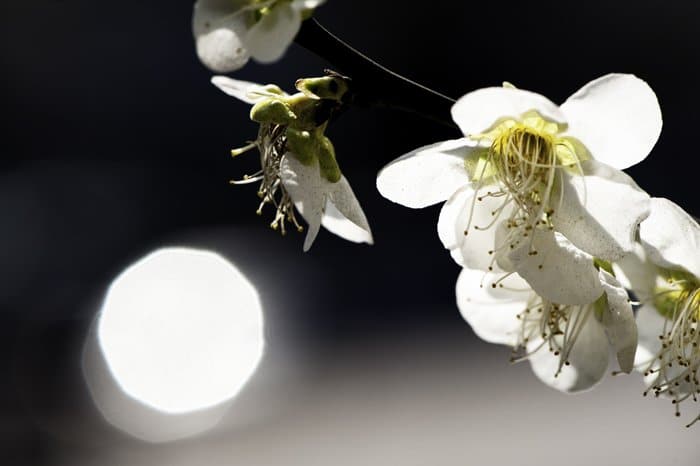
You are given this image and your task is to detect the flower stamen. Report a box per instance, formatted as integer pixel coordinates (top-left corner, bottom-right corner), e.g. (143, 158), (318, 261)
(642, 271), (700, 427)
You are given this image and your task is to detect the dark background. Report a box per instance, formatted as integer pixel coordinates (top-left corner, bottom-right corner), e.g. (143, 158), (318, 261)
(2, 1), (699, 464)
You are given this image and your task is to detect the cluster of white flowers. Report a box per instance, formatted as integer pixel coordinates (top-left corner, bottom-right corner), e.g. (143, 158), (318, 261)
(377, 75), (700, 425)
(193, 1), (700, 426)
(377, 74), (663, 392)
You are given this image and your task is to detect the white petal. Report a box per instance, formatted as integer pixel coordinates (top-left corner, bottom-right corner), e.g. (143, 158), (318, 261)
(280, 154), (326, 251)
(193, 0), (252, 72)
(456, 267), (532, 346)
(599, 270), (637, 373)
(612, 243), (657, 302)
(246, 3), (301, 63)
(528, 307), (609, 392)
(210, 76), (273, 105)
(292, 0), (326, 9)
(634, 303), (665, 370)
(437, 186), (505, 270)
(552, 160), (650, 261)
(560, 74), (662, 170)
(509, 229), (603, 305)
(451, 87), (567, 137)
(376, 139), (475, 208)
(323, 176), (373, 246)
(639, 197), (700, 278)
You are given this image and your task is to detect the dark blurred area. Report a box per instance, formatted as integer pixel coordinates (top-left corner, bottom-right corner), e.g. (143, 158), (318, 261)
(2, 1), (699, 465)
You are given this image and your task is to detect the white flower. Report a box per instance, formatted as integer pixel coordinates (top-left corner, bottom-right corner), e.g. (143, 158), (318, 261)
(193, 0), (326, 72)
(377, 74), (660, 305)
(456, 258), (637, 393)
(212, 76), (372, 251)
(615, 198), (700, 426)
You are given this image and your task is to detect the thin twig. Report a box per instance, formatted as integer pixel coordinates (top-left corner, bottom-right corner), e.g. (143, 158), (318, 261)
(295, 19), (458, 129)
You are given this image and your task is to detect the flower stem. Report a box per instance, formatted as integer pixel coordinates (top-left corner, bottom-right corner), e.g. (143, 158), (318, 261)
(294, 19), (458, 129)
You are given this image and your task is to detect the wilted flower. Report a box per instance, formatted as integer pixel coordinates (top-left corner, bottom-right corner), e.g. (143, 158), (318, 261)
(377, 74), (660, 304)
(615, 198), (700, 426)
(457, 255), (636, 392)
(193, 0), (326, 72)
(212, 75), (372, 251)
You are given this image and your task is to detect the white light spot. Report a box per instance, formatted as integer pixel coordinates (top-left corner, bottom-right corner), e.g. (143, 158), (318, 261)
(97, 247), (264, 414)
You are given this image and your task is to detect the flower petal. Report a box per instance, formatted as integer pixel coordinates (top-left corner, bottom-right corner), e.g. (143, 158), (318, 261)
(376, 139), (475, 208)
(599, 270), (637, 373)
(456, 267), (532, 346)
(451, 87), (566, 137)
(323, 176), (373, 246)
(246, 3), (301, 64)
(509, 229), (603, 305)
(552, 160), (650, 261)
(528, 307), (609, 392)
(560, 74), (662, 169)
(280, 154), (326, 251)
(612, 243), (657, 302)
(639, 197), (700, 278)
(437, 186), (504, 270)
(210, 76), (276, 104)
(634, 304), (664, 370)
(193, 0), (252, 72)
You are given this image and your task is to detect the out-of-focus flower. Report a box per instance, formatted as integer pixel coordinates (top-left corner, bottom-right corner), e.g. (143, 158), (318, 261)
(615, 198), (700, 426)
(193, 0), (326, 72)
(212, 76), (372, 251)
(457, 256), (637, 393)
(377, 74), (660, 304)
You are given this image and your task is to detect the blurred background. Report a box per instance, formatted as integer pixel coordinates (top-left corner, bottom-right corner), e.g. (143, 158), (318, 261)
(2, 1), (699, 464)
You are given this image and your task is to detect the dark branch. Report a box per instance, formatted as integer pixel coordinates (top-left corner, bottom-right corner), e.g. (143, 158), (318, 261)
(295, 19), (458, 129)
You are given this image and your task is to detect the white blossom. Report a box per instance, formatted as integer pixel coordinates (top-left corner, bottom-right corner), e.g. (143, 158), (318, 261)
(615, 198), (700, 426)
(212, 76), (372, 251)
(377, 74), (660, 305)
(193, 0), (326, 72)
(457, 259), (637, 393)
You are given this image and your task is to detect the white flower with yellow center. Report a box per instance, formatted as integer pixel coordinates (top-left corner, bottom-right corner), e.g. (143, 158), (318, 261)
(193, 0), (325, 72)
(614, 198), (700, 426)
(212, 76), (372, 251)
(377, 74), (660, 305)
(457, 258), (637, 392)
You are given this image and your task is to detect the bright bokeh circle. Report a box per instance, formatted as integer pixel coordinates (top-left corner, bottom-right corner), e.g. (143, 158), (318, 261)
(97, 247), (264, 414)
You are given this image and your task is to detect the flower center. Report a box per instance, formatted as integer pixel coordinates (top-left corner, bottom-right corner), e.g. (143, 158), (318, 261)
(510, 292), (599, 378)
(491, 123), (557, 214)
(463, 115), (584, 269)
(644, 270), (700, 426)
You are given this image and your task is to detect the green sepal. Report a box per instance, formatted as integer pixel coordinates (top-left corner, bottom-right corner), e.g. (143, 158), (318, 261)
(593, 292), (608, 322)
(250, 98), (296, 125)
(295, 76), (349, 101)
(317, 136), (341, 183)
(593, 258), (614, 275)
(285, 127), (316, 165)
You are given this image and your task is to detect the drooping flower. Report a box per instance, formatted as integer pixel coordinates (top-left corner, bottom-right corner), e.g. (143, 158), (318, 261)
(212, 75), (372, 251)
(377, 74), (660, 304)
(457, 254), (637, 392)
(615, 198), (700, 426)
(193, 0), (326, 72)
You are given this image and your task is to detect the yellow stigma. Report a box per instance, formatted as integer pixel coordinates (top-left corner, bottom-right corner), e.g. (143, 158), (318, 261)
(491, 121), (556, 209)
(460, 112), (590, 271)
(469, 113), (586, 215)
